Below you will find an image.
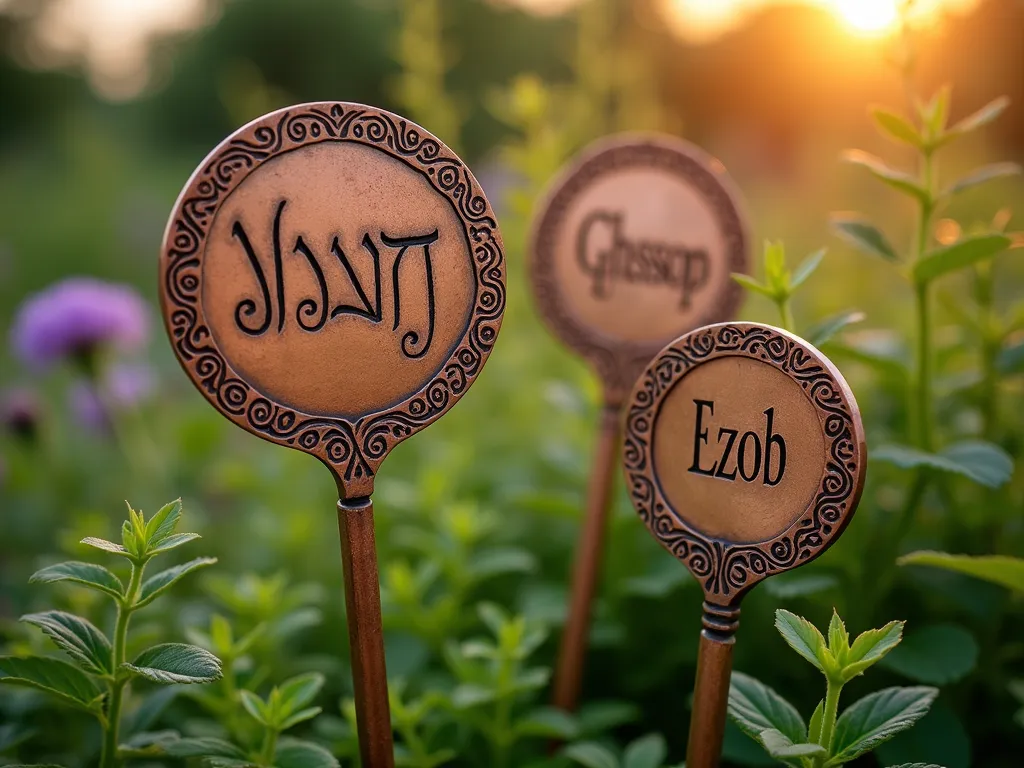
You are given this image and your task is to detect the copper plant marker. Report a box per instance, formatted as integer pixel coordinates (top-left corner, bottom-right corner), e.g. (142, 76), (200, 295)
(623, 322), (866, 767)
(159, 102), (506, 767)
(528, 134), (750, 712)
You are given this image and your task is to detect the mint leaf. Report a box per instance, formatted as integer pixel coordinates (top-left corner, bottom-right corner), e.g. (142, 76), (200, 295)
(274, 738), (341, 768)
(623, 734), (667, 768)
(564, 742), (618, 768)
(732, 273), (775, 299)
(147, 533), (201, 555)
(873, 441), (1013, 488)
(0, 656), (104, 712)
(841, 150), (929, 204)
(20, 611), (112, 675)
(828, 687), (938, 764)
(879, 624), (978, 685)
(29, 562), (124, 600)
(790, 248), (827, 291)
(898, 551), (1024, 593)
(870, 107), (923, 147)
(758, 728), (826, 760)
(808, 700), (824, 744)
(122, 643), (221, 684)
(80, 537), (132, 558)
(279, 706), (322, 731)
(241, 690), (271, 725)
(830, 215), (899, 262)
(277, 672), (325, 718)
(775, 610), (830, 674)
(137, 557), (217, 607)
(843, 620), (903, 681)
(728, 671), (806, 745)
(943, 96), (1010, 141)
(144, 499), (182, 549)
(913, 234), (1012, 284)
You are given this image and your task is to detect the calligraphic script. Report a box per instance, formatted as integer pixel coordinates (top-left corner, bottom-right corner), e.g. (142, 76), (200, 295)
(530, 135), (749, 399)
(160, 103), (505, 496)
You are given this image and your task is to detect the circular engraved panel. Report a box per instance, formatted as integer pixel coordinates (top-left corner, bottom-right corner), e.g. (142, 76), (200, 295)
(529, 135), (749, 400)
(624, 323), (866, 603)
(160, 103), (505, 497)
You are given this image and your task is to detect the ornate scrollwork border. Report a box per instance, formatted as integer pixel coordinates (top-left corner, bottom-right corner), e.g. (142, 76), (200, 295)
(623, 323), (866, 605)
(159, 102), (505, 498)
(528, 134), (749, 402)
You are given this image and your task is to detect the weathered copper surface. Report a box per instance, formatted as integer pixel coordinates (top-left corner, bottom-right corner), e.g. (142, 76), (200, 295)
(160, 102), (505, 500)
(624, 322), (866, 767)
(529, 133), (749, 403)
(159, 102), (506, 768)
(532, 134), (750, 713)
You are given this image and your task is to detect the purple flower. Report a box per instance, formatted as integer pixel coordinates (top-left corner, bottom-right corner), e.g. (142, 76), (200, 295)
(69, 362), (156, 432)
(10, 277), (150, 370)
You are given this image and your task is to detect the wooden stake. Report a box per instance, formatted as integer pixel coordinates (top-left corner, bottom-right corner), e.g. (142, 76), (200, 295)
(338, 497), (395, 768)
(686, 603), (740, 768)
(553, 402), (620, 712)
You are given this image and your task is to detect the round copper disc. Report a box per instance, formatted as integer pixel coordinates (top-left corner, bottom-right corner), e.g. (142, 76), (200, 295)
(529, 134), (749, 402)
(160, 103), (506, 497)
(623, 323), (866, 604)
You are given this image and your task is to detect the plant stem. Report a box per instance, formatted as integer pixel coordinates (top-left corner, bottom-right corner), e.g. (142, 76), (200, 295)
(816, 677), (843, 763)
(911, 149), (935, 452)
(777, 298), (796, 333)
(259, 727), (279, 766)
(100, 560), (144, 768)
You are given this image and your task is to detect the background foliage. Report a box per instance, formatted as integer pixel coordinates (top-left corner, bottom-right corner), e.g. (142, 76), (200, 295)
(1, 0), (1023, 765)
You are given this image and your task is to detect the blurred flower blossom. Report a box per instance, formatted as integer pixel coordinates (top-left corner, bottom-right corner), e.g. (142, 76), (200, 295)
(1, 388), (41, 441)
(69, 362), (156, 432)
(10, 277), (150, 370)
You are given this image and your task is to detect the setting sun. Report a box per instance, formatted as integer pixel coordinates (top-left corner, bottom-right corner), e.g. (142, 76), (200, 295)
(833, 0), (898, 34)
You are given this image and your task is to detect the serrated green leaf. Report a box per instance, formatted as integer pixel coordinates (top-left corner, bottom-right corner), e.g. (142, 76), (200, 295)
(278, 672), (325, 718)
(241, 689), (270, 724)
(80, 537), (132, 558)
(871, 107), (923, 147)
(808, 700), (824, 744)
(122, 519), (139, 557)
(913, 234), (1012, 284)
(564, 742), (619, 768)
(828, 611), (850, 661)
(514, 707), (579, 739)
(21, 611), (112, 675)
(280, 706), (322, 731)
(790, 248), (826, 291)
(145, 499), (182, 548)
(842, 150), (929, 204)
(879, 624), (978, 685)
(807, 310), (866, 347)
(29, 561), (124, 600)
(828, 687), (938, 764)
(775, 610), (830, 674)
(732, 273), (775, 299)
(147, 532), (201, 555)
(843, 621), (903, 681)
(0, 656), (104, 712)
(122, 643), (221, 684)
(830, 215), (899, 262)
(758, 728), (827, 759)
(163, 736), (247, 758)
(872, 441), (1014, 488)
(137, 557), (217, 607)
(274, 738), (341, 768)
(623, 733), (667, 768)
(898, 551), (1024, 593)
(727, 671), (806, 745)
(944, 162), (1021, 196)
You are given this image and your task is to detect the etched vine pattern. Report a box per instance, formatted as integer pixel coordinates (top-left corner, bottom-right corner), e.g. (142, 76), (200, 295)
(530, 141), (747, 400)
(623, 324), (860, 600)
(161, 104), (505, 491)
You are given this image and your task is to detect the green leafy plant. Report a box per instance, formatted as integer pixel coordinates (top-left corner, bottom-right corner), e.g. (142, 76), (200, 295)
(165, 671), (338, 768)
(0, 499), (222, 768)
(728, 609), (941, 767)
(564, 732), (681, 768)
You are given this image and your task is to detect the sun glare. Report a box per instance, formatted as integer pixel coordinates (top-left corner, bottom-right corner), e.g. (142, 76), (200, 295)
(833, 0), (899, 34)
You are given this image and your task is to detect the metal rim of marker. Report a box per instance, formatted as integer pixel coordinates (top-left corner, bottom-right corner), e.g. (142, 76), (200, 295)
(159, 101), (506, 767)
(622, 321), (866, 768)
(527, 132), (750, 712)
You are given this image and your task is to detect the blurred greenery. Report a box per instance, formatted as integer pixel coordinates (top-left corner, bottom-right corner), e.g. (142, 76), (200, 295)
(1, 0), (1023, 766)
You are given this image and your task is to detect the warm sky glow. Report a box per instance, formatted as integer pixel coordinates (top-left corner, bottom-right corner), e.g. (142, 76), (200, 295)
(659, 0), (981, 42)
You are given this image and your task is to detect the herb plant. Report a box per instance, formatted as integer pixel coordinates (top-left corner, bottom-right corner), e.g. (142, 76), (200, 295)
(0, 499), (222, 768)
(729, 609), (940, 767)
